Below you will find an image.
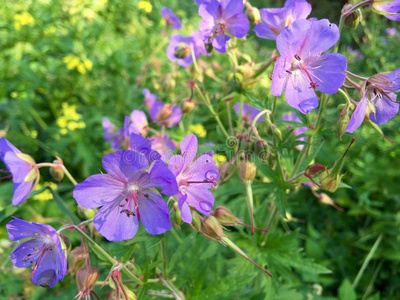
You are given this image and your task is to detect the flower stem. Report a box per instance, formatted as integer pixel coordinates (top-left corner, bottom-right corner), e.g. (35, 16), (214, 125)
(161, 236), (168, 278)
(73, 225), (143, 285)
(61, 165), (78, 186)
(353, 234), (383, 289)
(345, 70), (369, 81)
(245, 181), (255, 235)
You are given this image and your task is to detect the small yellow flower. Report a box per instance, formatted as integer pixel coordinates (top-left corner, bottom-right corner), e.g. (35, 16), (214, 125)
(189, 124), (207, 138)
(33, 182), (58, 201)
(44, 26), (56, 35)
(30, 130), (38, 138)
(11, 91), (18, 98)
(138, 1), (152, 13)
(213, 154), (227, 166)
(14, 12), (35, 30)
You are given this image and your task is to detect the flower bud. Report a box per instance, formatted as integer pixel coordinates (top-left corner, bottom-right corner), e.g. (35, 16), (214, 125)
(238, 160), (257, 182)
(180, 98), (195, 113)
(305, 163), (326, 176)
(201, 215), (225, 241)
(49, 158), (64, 182)
(191, 210), (202, 232)
(213, 206), (238, 226)
(68, 245), (87, 274)
(344, 6), (362, 28)
(270, 124), (282, 140)
(218, 161), (236, 184)
(174, 43), (191, 59)
(76, 266), (99, 300)
(245, 3), (261, 24)
(157, 106), (173, 122)
(319, 138), (355, 192)
(173, 202), (182, 226)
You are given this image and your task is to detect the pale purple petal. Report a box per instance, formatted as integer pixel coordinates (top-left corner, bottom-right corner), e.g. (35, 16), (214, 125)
(130, 110), (148, 135)
(185, 186), (214, 215)
(254, 21), (278, 40)
(139, 191), (171, 235)
(144, 160), (178, 196)
(221, 0), (244, 20)
(4, 151), (33, 183)
(168, 155), (185, 177)
(345, 93), (368, 133)
(384, 68), (400, 92)
(94, 201), (139, 241)
(73, 174), (125, 209)
(276, 19), (311, 58)
(285, 0), (312, 20)
(130, 134), (161, 161)
(370, 92), (399, 125)
(166, 106), (182, 127)
(285, 72), (319, 113)
(12, 180), (34, 206)
(150, 101), (165, 121)
(308, 53), (347, 94)
(226, 13), (249, 38)
(102, 150), (148, 183)
(177, 192), (192, 223)
(212, 34), (230, 53)
(271, 56), (290, 96)
(180, 134), (198, 168)
(143, 89), (156, 108)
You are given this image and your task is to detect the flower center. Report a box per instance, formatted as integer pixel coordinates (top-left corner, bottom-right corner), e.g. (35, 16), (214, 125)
(287, 54), (319, 89)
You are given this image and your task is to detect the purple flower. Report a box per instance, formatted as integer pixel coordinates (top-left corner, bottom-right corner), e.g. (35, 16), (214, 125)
(143, 89), (157, 108)
(0, 138), (39, 206)
(283, 112), (308, 150)
(150, 101), (182, 128)
(130, 110), (148, 136)
(150, 134), (176, 162)
(129, 133), (162, 161)
(233, 103), (263, 124)
(346, 68), (400, 133)
(386, 27), (398, 35)
(73, 150), (178, 241)
(167, 31), (208, 67)
(198, 0), (250, 53)
(372, 0), (400, 21)
(161, 7), (182, 29)
(271, 19), (347, 114)
(168, 134), (219, 223)
(103, 117), (124, 149)
(254, 0), (312, 40)
(6, 217), (67, 288)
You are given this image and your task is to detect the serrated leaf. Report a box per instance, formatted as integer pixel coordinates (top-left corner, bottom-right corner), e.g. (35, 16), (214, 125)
(275, 187), (286, 216)
(245, 92), (266, 110)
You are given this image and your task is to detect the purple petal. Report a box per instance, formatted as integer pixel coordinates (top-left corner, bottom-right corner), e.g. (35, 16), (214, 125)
(73, 174), (125, 209)
(185, 186), (214, 215)
(308, 53), (347, 94)
(94, 201), (139, 241)
(271, 56), (290, 96)
(254, 22), (277, 40)
(130, 134), (161, 161)
(166, 106), (182, 127)
(144, 160), (178, 196)
(12, 180), (34, 206)
(149, 101), (165, 122)
(10, 239), (44, 267)
(31, 247), (67, 287)
(102, 150), (148, 183)
(285, 74), (319, 113)
(221, 0), (244, 20)
(138, 191), (171, 235)
(385, 13), (400, 21)
(384, 68), (400, 92)
(226, 13), (249, 38)
(0, 138), (21, 160)
(183, 154), (219, 188)
(4, 151), (33, 183)
(180, 134), (198, 168)
(130, 110), (148, 135)
(6, 217), (51, 241)
(345, 93), (368, 133)
(212, 34), (231, 53)
(284, 0), (312, 20)
(276, 19), (311, 58)
(168, 155), (185, 177)
(299, 19), (340, 57)
(143, 89), (156, 108)
(177, 192), (192, 223)
(370, 92), (399, 125)
(199, 0), (220, 20)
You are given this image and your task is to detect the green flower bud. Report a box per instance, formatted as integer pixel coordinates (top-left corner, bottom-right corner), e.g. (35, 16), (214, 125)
(68, 245), (87, 274)
(191, 210), (202, 232)
(173, 202), (182, 226)
(180, 98), (195, 113)
(245, 4), (261, 25)
(344, 7), (362, 28)
(238, 160), (257, 182)
(50, 159), (64, 182)
(201, 215), (225, 241)
(213, 206), (238, 226)
(218, 162), (236, 184)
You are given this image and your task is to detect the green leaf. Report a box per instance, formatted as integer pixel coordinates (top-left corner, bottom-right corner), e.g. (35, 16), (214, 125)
(275, 186), (286, 217)
(0, 204), (18, 223)
(338, 279), (357, 300)
(49, 188), (80, 224)
(245, 92), (266, 110)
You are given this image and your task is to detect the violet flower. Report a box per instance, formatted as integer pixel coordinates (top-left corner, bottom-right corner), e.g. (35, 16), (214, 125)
(130, 110), (148, 136)
(198, 0), (250, 53)
(150, 134), (176, 162)
(372, 0), (400, 21)
(6, 217), (67, 288)
(168, 134), (219, 223)
(233, 102), (263, 124)
(283, 112), (308, 150)
(254, 0), (312, 40)
(0, 138), (39, 206)
(73, 150), (178, 241)
(167, 31), (208, 67)
(143, 89), (157, 108)
(271, 19), (347, 114)
(102, 117), (124, 149)
(161, 7), (182, 29)
(346, 68), (400, 133)
(129, 133), (161, 162)
(149, 101), (182, 128)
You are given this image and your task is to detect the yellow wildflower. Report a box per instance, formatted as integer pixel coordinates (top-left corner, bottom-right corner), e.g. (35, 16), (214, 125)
(189, 124), (207, 138)
(14, 12), (35, 30)
(213, 154), (227, 166)
(11, 91), (18, 98)
(33, 182), (58, 201)
(138, 1), (152, 13)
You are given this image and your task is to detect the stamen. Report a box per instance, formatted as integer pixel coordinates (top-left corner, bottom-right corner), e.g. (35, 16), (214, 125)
(294, 54), (301, 61)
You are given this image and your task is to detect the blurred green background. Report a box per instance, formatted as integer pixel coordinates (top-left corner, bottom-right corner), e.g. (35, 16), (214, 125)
(0, 0), (399, 299)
